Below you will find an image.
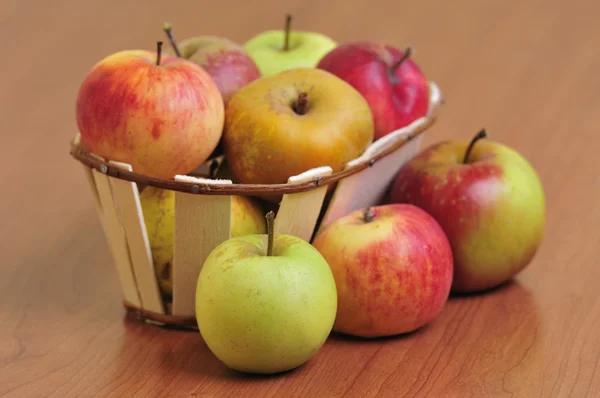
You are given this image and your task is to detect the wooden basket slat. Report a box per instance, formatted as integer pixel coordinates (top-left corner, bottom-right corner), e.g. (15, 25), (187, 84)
(313, 82), (442, 232)
(91, 168), (142, 308)
(172, 177), (233, 317)
(108, 161), (165, 314)
(317, 118), (427, 233)
(81, 165), (104, 215)
(275, 166), (333, 242)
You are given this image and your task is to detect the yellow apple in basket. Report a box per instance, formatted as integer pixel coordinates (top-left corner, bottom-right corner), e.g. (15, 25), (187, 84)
(222, 67), (374, 194)
(196, 212), (338, 374)
(139, 186), (266, 295)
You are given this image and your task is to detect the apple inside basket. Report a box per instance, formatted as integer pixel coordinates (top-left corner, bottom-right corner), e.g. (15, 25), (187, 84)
(70, 82), (442, 328)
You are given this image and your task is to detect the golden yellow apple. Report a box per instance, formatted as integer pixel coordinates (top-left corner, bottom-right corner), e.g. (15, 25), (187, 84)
(222, 67), (374, 189)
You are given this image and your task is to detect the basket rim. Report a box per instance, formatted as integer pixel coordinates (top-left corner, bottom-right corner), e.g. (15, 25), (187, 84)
(69, 117), (435, 196)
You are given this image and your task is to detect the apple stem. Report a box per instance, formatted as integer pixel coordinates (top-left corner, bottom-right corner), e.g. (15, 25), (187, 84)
(390, 47), (413, 75)
(163, 21), (182, 57)
(363, 207), (375, 223)
(463, 129), (488, 164)
(156, 41), (163, 66)
(283, 14), (292, 51)
(293, 92), (309, 115)
(266, 210), (275, 256)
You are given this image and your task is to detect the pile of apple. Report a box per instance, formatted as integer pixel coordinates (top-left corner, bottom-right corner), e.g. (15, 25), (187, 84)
(74, 16), (546, 376)
(75, 16), (431, 183)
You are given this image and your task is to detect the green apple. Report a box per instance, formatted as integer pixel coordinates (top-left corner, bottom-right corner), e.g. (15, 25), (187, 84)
(195, 212), (337, 374)
(244, 14), (337, 76)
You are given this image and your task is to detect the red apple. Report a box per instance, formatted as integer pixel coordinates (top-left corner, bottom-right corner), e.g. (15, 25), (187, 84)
(163, 22), (261, 105)
(389, 130), (546, 293)
(76, 42), (225, 179)
(311, 204), (453, 338)
(317, 42), (429, 141)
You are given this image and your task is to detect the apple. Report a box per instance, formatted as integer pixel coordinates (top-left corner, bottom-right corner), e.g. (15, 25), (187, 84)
(76, 42), (224, 179)
(317, 43), (430, 141)
(389, 130), (546, 293)
(312, 204), (453, 338)
(222, 67), (374, 193)
(162, 22), (261, 105)
(196, 211), (337, 374)
(139, 186), (267, 295)
(244, 14), (337, 76)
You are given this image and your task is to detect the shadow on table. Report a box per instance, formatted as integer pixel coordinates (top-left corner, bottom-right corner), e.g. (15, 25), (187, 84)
(328, 278), (540, 343)
(117, 278), (542, 388)
(328, 322), (428, 344)
(123, 317), (307, 383)
(448, 278), (517, 299)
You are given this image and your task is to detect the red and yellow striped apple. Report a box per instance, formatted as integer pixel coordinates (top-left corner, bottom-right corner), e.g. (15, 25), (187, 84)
(312, 204), (453, 338)
(76, 42), (224, 179)
(389, 130), (546, 293)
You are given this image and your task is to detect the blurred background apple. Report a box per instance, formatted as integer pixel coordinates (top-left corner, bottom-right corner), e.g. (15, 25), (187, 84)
(244, 14), (337, 76)
(163, 22), (261, 105)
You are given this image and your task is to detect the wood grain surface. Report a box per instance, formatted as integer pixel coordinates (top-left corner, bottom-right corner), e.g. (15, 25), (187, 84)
(1, 0), (599, 396)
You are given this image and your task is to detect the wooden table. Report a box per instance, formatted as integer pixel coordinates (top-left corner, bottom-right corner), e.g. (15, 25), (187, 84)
(2, 0), (598, 396)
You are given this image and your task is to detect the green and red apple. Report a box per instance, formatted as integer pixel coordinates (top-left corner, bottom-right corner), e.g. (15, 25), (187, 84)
(317, 42), (430, 140)
(139, 186), (267, 296)
(163, 22), (261, 104)
(389, 130), (546, 293)
(222, 67), (374, 193)
(196, 212), (337, 374)
(244, 15), (337, 76)
(312, 204), (453, 338)
(76, 42), (224, 179)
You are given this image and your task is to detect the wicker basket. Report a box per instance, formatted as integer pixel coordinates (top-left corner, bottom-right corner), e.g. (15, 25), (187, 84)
(69, 82), (442, 329)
